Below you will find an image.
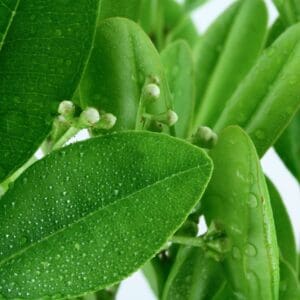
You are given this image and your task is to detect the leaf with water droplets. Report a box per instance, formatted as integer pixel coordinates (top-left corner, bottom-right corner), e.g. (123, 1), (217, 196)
(194, 0), (267, 128)
(162, 246), (224, 300)
(203, 126), (279, 300)
(0, 0), (101, 181)
(215, 23), (300, 156)
(275, 110), (300, 182)
(266, 177), (298, 271)
(161, 40), (195, 138)
(79, 17), (172, 131)
(0, 131), (212, 299)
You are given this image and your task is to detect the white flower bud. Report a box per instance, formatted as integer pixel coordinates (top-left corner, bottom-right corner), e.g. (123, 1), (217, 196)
(96, 113), (117, 130)
(144, 83), (160, 100)
(79, 107), (100, 127)
(191, 126), (218, 149)
(166, 110), (178, 126)
(58, 100), (75, 117)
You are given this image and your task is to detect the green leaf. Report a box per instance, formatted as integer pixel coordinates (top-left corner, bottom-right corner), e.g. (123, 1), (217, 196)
(162, 246), (224, 300)
(215, 23), (300, 156)
(138, 0), (160, 34)
(272, 0), (300, 26)
(194, 0), (267, 128)
(0, 0), (101, 181)
(0, 131), (212, 299)
(184, 0), (210, 12)
(279, 259), (300, 300)
(267, 177), (298, 270)
(275, 110), (300, 181)
(161, 40), (195, 138)
(203, 126), (279, 300)
(99, 0), (141, 21)
(266, 18), (285, 47)
(166, 16), (200, 48)
(79, 17), (172, 131)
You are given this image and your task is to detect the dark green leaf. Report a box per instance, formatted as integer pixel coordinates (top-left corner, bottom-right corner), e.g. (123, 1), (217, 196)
(275, 110), (300, 181)
(161, 40), (195, 138)
(194, 0), (267, 128)
(215, 23), (300, 156)
(80, 17), (172, 131)
(267, 177), (298, 270)
(272, 0), (300, 26)
(162, 246), (224, 300)
(184, 0), (210, 12)
(0, 131), (212, 299)
(99, 0), (141, 21)
(0, 0), (101, 181)
(203, 126), (279, 300)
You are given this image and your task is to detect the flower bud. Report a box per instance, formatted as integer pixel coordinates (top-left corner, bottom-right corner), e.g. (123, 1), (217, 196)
(143, 83), (160, 101)
(79, 107), (100, 127)
(58, 100), (75, 117)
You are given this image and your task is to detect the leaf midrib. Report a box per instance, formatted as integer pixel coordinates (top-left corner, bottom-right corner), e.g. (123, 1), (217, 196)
(0, 0), (21, 51)
(0, 164), (205, 268)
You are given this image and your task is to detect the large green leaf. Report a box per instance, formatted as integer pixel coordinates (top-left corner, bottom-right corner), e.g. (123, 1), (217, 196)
(203, 126), (279, 300)
(161, 40), (195, 138)
(0, 131), (212, 299)
(275, 110), (300, 181)
(99, 0), (141, 21)
(162, 246), (224, 300)
(194, 0), (267, 128)
(215, 23), (300, 156)
(267, 177), (298, 270)
(79, 18), (172, 131)
(0, 0), (101, 181)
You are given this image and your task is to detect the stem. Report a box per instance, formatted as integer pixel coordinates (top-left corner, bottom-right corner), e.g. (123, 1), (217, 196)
(52, 126), (80, 150)
(135, 99), (146, 131)
(171, 236), (206, 249)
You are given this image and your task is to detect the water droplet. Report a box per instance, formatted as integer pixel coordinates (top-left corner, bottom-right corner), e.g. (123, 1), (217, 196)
(247, 193), (258, 208)
(232, 246), (241, 260)
(113, 189), (119, 196)
(74, 243), (80, 251)
(20, 236), (28, 246)
(62, 191), (67, 196)
(244, 243), (257, 257)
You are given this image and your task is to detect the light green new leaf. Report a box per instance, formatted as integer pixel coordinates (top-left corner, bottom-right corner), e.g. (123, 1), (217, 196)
(80, 18), (172, 131)
(100, 0), (141, 21)
(0, 132), (212, 299)
(203, 126), (279, 300)
(161, 40), (195, 138)
(194, 0), (267, 128)
(162, 246), (224, 300)
(267, 177), (298, 270)
(0, 0), (101, 181)
(275, 111), (300, 181)
(215, 23), (300, 156)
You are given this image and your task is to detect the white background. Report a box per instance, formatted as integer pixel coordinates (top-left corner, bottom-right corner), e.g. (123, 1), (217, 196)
(117, 0), (300, 299)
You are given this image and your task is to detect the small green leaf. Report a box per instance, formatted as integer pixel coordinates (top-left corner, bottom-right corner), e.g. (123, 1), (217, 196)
(203, 126), (279, 300)
(194, 0), (267, 128)
(0, 131), (212, 299)
(161, 40), (195, 138)
(162, 246), (224, 300)
(266, 177), (298, 270)
(215, 23), (300, 156)
(275, 111), (300, 181)
(184, 0), (210, 12)
(99, 0), (141, 21)
(79, 18), (172, 131)
(0, 0), (101, 181)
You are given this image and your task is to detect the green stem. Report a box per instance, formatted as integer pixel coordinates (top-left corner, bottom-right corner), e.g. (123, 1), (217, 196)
(135, 99), (146, 131)
(52, 126), (81, 150)
(171, 236), (206, 249)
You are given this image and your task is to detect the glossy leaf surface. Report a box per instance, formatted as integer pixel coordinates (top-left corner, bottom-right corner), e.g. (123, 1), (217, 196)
(161, 41), (195, 138)
(215, 24), (300, 156)
(0, 132), (213, 299)
(0, 0), (101, 181)
(80, 18), (171, 131)
(194, 0), (267, 128)
(203, 126), (279, 300)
